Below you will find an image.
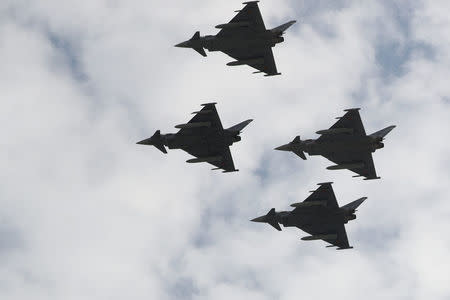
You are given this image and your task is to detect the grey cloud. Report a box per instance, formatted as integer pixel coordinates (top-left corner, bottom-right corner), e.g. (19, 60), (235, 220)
(47, 32), (88, 82)
(0, 220), (23, 257)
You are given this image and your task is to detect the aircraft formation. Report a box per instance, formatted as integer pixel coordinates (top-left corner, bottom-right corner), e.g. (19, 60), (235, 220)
(139, 1), (396, 250)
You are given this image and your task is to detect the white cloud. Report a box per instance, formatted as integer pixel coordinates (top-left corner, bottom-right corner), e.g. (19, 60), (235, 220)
(0, 0), (449, 299)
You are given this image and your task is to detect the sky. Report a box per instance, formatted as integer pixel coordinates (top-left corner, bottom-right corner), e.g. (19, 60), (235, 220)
(1, 0), (450, 299)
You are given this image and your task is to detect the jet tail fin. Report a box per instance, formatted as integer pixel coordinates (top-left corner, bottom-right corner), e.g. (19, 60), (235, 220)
(271, 20), (296, 34)
(370, 125), (396, 139)
(227, 119), (253, 133)
(341, 197), (367, 211)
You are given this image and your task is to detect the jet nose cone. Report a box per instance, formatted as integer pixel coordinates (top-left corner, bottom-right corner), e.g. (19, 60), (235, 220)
(251, 216), (266, 223)
(175, 40), (190, 48)
(274, 143), (291, 151)
(136, 138), (152, 145)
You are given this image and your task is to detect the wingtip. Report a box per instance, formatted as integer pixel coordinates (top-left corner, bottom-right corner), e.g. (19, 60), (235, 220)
(363, 177), (381, 180)
(317, 182), (334, 186)
(336, 246), (354, 250)
(201, 102), (217, 106)
(222, 169), (239, 173)
(264, 72), (282, 77)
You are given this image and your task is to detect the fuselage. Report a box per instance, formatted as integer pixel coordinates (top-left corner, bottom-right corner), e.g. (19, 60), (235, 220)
(275, 207), (356, 229)
(303, 136), (384, 156)
(161, 130), (240, 150)
(198, 32), (284, 52)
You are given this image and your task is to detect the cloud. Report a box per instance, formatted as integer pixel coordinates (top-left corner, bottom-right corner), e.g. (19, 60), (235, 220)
(0, 0), (449, 299)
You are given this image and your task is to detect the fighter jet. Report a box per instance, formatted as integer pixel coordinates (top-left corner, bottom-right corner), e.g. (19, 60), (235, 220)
(175, 1), (296, 76)
(251, 182), (366, 249)
(137, 103), (252, 172)
(275, 108), (396, 180)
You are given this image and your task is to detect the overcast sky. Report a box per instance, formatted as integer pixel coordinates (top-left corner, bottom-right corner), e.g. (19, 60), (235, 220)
(1, 0), (450, 299)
